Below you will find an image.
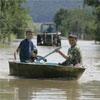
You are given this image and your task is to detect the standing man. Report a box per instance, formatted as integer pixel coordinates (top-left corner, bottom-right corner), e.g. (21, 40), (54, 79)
(14, 30), (38, 62)
(55, 34), (82, 66)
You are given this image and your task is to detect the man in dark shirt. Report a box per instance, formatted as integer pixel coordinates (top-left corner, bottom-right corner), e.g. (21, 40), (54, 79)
(47, 25), (53, 33)
(14, 30), (38, 62)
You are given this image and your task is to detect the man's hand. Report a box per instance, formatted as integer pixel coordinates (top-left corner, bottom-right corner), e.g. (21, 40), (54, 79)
(55, 49), (60, 53)
(55, 49), (69, 59)
(32, 52), (37, 57)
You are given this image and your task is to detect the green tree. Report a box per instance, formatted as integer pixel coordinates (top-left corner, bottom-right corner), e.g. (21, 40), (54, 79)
(54, 8), (69, 28)
(0, 0), (34, 43)
(84, 0), (100, 7)
(85, 21), (95, 38)
(84, 0), (100, 41)
(54, 8), (95, 38)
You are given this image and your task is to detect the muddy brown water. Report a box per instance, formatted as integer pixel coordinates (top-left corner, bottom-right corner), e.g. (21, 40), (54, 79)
(0, 39), (100, 100)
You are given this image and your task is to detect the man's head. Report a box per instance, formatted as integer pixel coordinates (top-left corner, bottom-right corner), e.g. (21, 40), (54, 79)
(48, 25), (52, 28)
(68, 34), (77, 47)
(26, 30), (34, 41)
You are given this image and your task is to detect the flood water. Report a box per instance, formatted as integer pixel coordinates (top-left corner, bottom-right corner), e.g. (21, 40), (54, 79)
(0, 39), (100, 100)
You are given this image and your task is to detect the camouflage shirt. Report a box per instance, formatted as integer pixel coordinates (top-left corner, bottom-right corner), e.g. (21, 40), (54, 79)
(63, 45), (82, 66)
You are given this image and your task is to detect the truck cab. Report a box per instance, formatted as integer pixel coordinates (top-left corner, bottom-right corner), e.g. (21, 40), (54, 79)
(37, 23), (61, 46)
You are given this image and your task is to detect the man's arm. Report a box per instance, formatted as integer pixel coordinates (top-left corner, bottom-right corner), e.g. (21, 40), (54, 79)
(14, 48), (20, 61)
(32, 51), (47, 62)
(32, 51), (42, 58)
(55, 49), (69, 59)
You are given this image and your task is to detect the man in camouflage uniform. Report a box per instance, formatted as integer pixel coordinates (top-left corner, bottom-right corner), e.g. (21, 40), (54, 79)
(55, 34), (82, 66)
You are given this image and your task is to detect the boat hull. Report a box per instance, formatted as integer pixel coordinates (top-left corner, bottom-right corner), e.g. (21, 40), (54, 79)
(9, 62), (85, 80)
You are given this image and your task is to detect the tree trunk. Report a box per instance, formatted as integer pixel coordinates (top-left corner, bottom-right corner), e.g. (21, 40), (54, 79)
(3, 34), (6, 43)
(8, 33), (11, 43)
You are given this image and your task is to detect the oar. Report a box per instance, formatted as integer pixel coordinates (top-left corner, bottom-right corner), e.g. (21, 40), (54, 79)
(36, 47), (62, 62)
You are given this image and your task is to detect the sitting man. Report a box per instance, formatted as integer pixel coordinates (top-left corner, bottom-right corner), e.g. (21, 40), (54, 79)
(55, 34), (82, 66)
(14, 30), (38, 62)
(47, 25), (53, 33)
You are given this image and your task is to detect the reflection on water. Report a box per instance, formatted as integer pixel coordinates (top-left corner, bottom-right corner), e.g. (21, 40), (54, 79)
(0, 40), (100, 100)
(0, 79), (82, 100)
(0, 79), (100, 100)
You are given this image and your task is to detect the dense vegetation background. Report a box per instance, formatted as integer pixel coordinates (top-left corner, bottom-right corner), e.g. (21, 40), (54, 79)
(0, 0), (34, 43)
(0, 0), (100, 43)
(53, 8), (95, 39)
(84, 0), (100, 42)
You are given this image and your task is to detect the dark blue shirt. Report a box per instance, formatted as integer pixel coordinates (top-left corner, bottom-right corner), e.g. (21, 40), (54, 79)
(18, 39), (37, 62)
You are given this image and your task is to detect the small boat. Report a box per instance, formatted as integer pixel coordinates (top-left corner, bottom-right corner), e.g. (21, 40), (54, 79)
(9, 61), (85, 80)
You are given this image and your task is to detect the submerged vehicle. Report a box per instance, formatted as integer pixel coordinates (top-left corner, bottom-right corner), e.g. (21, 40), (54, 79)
(37, 23), (61, 46)
(9, 62), (85, 80)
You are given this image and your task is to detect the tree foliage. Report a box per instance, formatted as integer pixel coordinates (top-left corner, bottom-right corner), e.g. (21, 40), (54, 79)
(84, 0), (100, 41)
(0, 0), (34, 43)
(54, 8), (69, 28)
(84, 0), (100, 7)
(54, 8), (95, 38)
